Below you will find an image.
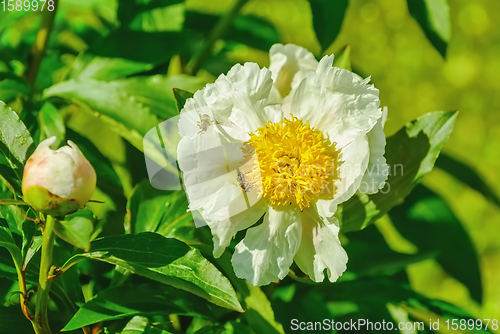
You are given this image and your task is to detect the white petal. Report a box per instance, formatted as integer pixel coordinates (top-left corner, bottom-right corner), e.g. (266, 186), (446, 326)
(177, 116), (266, 227)
(64, 140), (96, 203)
(35, 136), (57, 151)
(215, 124), (250, 143)
(294, 207), (348, 283)
(215, 104), (283, 143)
(232, 206), (302, 286)
(316, 199), (338, 221)
(183, 63), (275, 135)
(291, 58), (381, 149)
(38, 150), (76, 199)
(187, 170), (246, 221)
(316, 54), (334, 73)
(209, 199), (268, 258)
(176, 63), (283, 226)
(318, 133), (371, 218)
(359, 106), (389, 194)
(269, 44), (318, 101)
(177, 125), (228, 187)
(334, 133), (371, 203)
(178, 130), (260, 227)
(177, 108), (197, 138)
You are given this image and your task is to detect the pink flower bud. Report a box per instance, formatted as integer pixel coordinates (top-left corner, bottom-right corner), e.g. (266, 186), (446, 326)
(22, 137), (96, 217)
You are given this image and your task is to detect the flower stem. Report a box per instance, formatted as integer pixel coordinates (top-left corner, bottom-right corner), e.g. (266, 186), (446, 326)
(25, 0), (59, 90)
(34, 215), (56, 334)
(16, 266), (30, 319)
(186, 0), (249, 75)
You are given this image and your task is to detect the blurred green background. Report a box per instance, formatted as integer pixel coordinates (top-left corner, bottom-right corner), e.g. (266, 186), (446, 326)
(1, 0), (499, 328)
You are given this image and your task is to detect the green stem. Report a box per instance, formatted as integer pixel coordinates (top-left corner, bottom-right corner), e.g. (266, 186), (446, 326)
(25, 0), (59, 90)
(186, 0), (249, 75)
(34, 215), (56, 334)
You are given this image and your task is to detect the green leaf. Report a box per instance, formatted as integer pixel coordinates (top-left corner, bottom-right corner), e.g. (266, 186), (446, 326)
(36, 53), (66, 91)
(243, 283), (286, 334)
(127, 179), (171, 234)
(63, 285), (215, 331)
(39, 101), (66, 147)
(20, 214), (38, 259)
(273, 288), (338, 332)
(229, 15), (281, 51)
(43, 79), (159, 136)
(202, 46), (239, 79)
(184, 12), (281, 51)
(66, 129), (125, 200)
(0, 216), (37, 286)
(333, 45), (351, 71)
(0, 202), (23, 235)
(173, 88), (193, 113)
(68, 53), (154, 81)
(0, 199), (26, 206)
(156, 191), (193, 241)
(44, 75), (205, 133)
(389, 184), (483, 303)
(44, 76), (203, 175)
(0, 244), (39, 284)
(129, 2), (185, 32)
(0, 180), (19, 235)
(345, 224), (436, 276)
(0, 249), (18, 281)
(0, 73), (30, 102)
(59, 0), (117, 24)
(118, 0), (184, 27)
(307, 0), (349, 51)
(339, 111), (458, 232)
(195, 245), (285, 334)
(0, 306), (33, 334)
(0, 11), (33, 31)
(0, 101), (35, 194)
(87, 30), (192, 64)
(435, 153), (500, 208)
(61, 232), (243, 312)
(221, 321), (255, 334)
(18, 107), (40, 146)
(126, 181), (192, 240)
(23, 235), (42, 271)
(0, 172), (28, 238)
(54, 216), (93, 251)
(121, 75), (204, 119)
(121, 316), (173, 334)
(190, 320), (254, 334)
(0, 219), (22, 274)
(322, 277), (493, 333)
(407, 0), (451, 58)
(0, 206), (22, 239)
(52, 242), (86, 306)
(71, 106), (168, 179)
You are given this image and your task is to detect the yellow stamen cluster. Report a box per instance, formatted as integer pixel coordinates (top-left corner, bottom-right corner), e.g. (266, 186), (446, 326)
(240, 115), (338, 210)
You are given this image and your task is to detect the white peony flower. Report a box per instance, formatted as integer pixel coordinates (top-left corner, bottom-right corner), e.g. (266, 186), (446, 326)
(177, 44), (388, 286)
(22, 136), (97, 217)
